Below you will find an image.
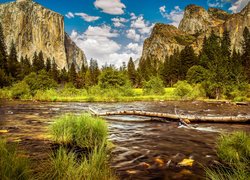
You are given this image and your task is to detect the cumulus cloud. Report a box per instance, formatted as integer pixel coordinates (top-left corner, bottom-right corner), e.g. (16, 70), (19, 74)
(94, 0), (126, 15)
(126, 14), (154, 42)
(126, 43), (143, 54)
(130, 13), (137, 20)
(70, 25), (142, 67)
(160, 6), (184, 27)
(65, 12), (74, 19)
(159, 5), (166, 13)
(229, 0), (249, 13)
(126, 29), (141, 42)
(74, 13), (100, 22)
(208, 0), (224, 7)
(111, 17), (128, 27)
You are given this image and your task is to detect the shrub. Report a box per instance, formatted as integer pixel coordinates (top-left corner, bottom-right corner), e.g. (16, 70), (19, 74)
(186, 65), (208, 84)
(10, 81), (31, 99)
(143, 76), (165, 95)
(24, 70), (57, 94)
(173, 81), (193, 99)
(34, 89), (58, 101)
(0, 139), (31, 180)
(187, 84), (206, 100)
(0, 88), (12, 99)
(99, 67), (127, 89)
(50, 114), (108, 149)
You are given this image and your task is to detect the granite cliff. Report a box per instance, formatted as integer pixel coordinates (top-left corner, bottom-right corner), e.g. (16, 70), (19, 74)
(141, 2), (250, 63)
(0, 0), (87, 70)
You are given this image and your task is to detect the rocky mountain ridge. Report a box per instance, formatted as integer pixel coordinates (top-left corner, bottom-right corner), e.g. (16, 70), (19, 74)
(0, 0), (87, 70)
(141, 2), (250, 63)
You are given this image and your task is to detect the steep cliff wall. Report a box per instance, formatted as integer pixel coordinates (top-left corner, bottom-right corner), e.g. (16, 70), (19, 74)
(0, 0), (87, 70)
(141, 2), (250, 63)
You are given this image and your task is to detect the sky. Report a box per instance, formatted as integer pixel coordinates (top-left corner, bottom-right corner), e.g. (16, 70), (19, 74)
(0, 0), (249, 67)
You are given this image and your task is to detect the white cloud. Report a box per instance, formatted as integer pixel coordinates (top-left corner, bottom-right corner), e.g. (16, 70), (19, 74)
(74, 13), (100, 22)
(159, 5), (166, 13)
(229, 0), (249, 13)
(208, 0), (224, 7)
(126, 43), (143, 54)
(126, 14), (154, 42)
(126, 29), (141, 42)
(130, 13), (137, 20)
(130, 15), (154, 34)
(94, 0), (126, 15)
(160, 6), (184, 27)
(65, 12), (74, 19)
(70, 25), (142, 67)
(111, 17), (128, 27)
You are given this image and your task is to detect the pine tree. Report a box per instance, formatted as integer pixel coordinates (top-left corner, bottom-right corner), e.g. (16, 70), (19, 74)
(69, 62), (77, 86)
(127, 57), (136, 86)
(89, 59), (100, 86)
(51, 58), (59, 82)
(230, 48), (244, 85)
(59, 67), (68, 83)
(242, 27), (250, 82)
(221, 30), (231, 58)
(32, 52), (39, 72)
(0, 22), (7, 72)
(7, 41), (20, 79)
(179, 46), (198, 79)
(45, 58), (51, 72)
(38, 51), (45, 71)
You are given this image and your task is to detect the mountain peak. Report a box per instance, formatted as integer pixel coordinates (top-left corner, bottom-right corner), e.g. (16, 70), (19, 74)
(16, 0), (32, 3)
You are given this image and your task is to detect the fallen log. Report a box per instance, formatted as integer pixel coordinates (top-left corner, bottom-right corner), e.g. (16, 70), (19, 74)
(89, 108), (250, 123)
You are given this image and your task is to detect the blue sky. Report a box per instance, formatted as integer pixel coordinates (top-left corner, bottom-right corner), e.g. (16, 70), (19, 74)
(0, 0), (249, 66)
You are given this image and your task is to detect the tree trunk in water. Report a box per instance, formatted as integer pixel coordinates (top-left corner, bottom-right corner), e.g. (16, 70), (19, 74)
(89, 108), (250, 123)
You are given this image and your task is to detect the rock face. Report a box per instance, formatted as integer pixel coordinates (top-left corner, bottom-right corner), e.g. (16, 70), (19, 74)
(141, 2), (250, 63)
(0, 0), (87, 70)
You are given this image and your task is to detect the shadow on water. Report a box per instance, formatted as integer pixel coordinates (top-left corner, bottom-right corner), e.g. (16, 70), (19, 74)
(0, 100), (249, 179)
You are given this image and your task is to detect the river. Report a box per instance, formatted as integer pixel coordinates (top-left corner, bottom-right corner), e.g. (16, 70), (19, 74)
(0, 100), (249, 179)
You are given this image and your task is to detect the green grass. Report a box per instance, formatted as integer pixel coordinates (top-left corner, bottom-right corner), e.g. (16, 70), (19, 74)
(50, 113), (108, 149)
(0, 139), (31, 180)
(217, 131), (250, 164)
(46, 114), (116, 180)
(205, 131), (250, 180)
(41, 146), (116, 180)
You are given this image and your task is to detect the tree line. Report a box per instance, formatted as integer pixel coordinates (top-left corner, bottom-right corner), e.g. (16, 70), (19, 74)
(1, 19), (250, 99)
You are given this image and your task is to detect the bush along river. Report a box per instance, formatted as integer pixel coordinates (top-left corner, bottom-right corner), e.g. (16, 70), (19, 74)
(0, 100), (250, 179)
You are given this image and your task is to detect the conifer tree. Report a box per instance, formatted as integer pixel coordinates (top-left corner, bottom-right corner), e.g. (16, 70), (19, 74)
(127, 57), (136, 86)
(89, 59), (100, 86)
(32, 52), (39, 72)
(59, 67), (68, 83)
(51, 58), (59, 82)
(221, 30), (231, 58)
(242, 27), (250, 82)
(0, 22), (7, 72)
(7, 41), (20, 79)
(69, 62), (77, 86)
(45, 58), (51, 72)
(179, 46), (197, 79)
(38, 51), (45, 71)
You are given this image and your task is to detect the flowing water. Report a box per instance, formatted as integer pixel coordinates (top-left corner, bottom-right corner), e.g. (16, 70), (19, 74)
(0, 100), (249, 179)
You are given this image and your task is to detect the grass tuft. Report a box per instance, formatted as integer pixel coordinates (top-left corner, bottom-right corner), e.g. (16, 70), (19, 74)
(0, 139), (31, 180)
(205, 131), (250, 180)
(50, 113), (108, 149)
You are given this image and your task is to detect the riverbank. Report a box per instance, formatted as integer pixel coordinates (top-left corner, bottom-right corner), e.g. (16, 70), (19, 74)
(1, 87), (249, 103)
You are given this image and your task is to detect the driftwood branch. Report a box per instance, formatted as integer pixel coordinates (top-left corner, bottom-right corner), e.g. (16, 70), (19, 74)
(89, 107), (250, 123)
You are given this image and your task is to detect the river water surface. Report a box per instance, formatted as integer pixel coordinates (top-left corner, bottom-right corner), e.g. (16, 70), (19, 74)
(0, 100), (249, 180)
